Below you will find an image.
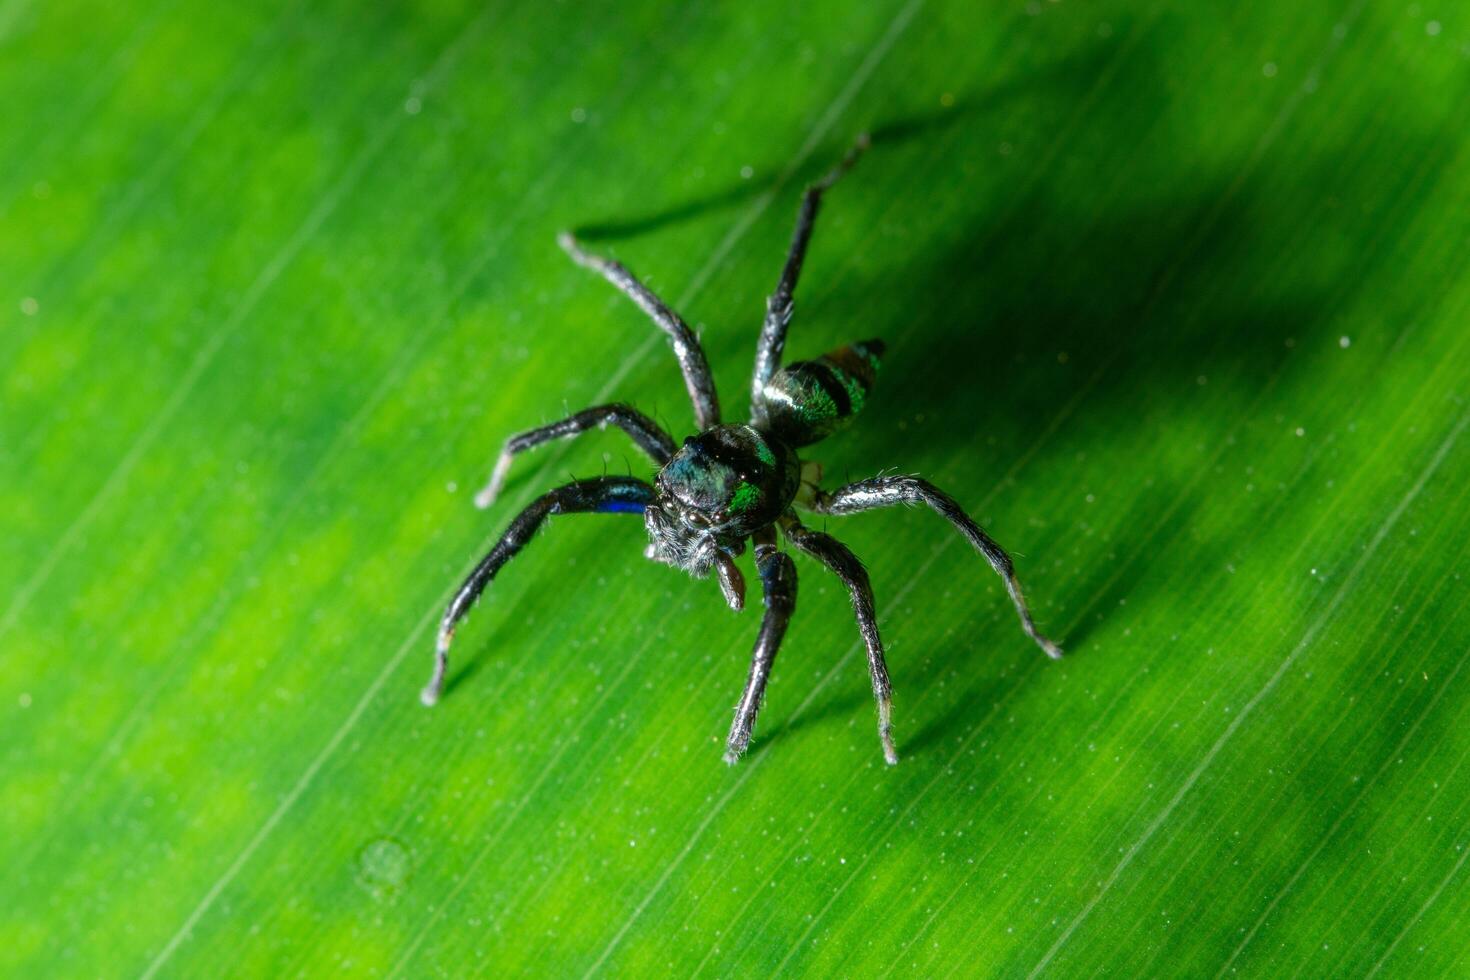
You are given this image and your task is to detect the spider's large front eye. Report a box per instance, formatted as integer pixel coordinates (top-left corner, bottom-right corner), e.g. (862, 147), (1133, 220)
(686, 510), (713, 529)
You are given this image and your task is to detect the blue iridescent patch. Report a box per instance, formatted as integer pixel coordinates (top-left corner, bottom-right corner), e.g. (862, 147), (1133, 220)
(597, 499), (647, 513)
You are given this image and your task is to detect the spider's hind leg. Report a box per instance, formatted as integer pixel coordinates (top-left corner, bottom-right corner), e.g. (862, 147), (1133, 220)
(750, 133), (870, 411)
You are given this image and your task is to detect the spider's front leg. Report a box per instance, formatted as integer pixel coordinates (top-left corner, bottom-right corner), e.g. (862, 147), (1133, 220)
(422, 476), (655, 706)
(475, 403), (674, 509)
(724, 527), (797, 763)
(780, 512), (899, 765)
(811, 475), (1062, 659)
(558, 232), (721, 431)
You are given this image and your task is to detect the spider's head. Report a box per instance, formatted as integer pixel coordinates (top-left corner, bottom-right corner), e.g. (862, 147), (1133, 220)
(643, 496), (750, 611)
(641, 497), (729, 576)
(643, 424), (800, 603)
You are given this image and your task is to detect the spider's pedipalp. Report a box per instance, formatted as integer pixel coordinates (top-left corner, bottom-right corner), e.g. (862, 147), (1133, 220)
(714, 552), (746, 612)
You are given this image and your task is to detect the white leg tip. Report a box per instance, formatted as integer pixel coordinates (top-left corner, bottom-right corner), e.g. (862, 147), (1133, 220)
(420, 686), (440, 707)
(477, 456), (511, 510)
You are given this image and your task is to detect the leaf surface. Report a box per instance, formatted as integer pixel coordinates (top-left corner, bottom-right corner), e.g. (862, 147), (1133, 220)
(3, 0), (1468, 975)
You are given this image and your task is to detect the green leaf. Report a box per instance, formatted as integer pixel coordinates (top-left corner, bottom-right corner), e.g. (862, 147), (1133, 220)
(4, 0), (1468, 975)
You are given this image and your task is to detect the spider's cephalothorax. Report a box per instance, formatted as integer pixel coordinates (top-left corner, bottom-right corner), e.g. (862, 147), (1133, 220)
(644, 424), (798, 579)
(422, 135), (1062, 765)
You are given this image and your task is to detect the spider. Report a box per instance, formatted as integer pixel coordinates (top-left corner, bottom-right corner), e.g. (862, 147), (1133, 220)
(420, 135), (1062, 765)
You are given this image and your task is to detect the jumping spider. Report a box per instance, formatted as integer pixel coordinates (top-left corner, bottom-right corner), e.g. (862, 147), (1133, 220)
(421, 136), (1061, 765)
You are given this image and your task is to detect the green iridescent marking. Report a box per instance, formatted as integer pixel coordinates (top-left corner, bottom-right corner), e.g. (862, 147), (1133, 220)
(753, 433), (777, 466)
(729, 481), (760, 513)
(842, 372), (866, 413)
(801, 383), (839, 420)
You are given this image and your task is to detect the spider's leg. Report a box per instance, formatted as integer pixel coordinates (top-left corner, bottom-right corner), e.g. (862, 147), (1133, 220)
(780, 512), (898, 765)
(725, 528), (798, 764)
(558, 232), (720, 431)
(811, 475), (1062, 660)
(751, 133), (870, 411)
(475, 403), (675, 509)
(423, 476), (655, 707)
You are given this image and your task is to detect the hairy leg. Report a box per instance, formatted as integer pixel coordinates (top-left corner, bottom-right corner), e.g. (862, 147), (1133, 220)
(725, 528), (797, 763)
(475, 403), (675, 509)
(780, 512), (898, 765)
(751, 133), (870, 412)
(559, 232), (720, 431)
(812, 475), (1062, 659)
(423, 476), (655, 706)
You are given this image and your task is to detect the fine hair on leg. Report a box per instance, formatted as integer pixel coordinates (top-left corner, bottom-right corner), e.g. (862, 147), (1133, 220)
(475, 403), (676, 509)
(780, 512), (898, 765)
(751, 132), (871, 412)
(812, 475), (1063, 659)
(423, 476), (655, 707)
(558, 231), (721, 431)
(725, 527), (798, 763)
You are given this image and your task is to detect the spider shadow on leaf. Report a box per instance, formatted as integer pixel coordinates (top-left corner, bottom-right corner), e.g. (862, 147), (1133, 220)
(566, 37), (1121, 246)
(819, 132), (1455, 761)
(566, 108), (971, 245)
(447, 29), (1447, 767)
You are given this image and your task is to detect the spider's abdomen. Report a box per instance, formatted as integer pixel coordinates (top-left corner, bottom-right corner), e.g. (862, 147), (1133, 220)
(657, 424), (799, 536)
(755, 340), (884, 447)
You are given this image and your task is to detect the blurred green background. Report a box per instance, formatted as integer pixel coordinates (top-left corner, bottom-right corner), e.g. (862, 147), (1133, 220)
(3, 0), (1468, 975)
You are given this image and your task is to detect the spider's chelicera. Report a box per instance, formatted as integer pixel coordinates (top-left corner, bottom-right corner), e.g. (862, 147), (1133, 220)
(421, 135), (1062, 765)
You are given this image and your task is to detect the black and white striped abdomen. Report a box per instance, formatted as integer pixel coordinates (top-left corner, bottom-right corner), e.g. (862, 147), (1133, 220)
(754, 339), (884, 447)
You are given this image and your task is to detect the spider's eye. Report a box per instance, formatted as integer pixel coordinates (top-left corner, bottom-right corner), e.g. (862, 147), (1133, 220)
(686, 510), (713, 528)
